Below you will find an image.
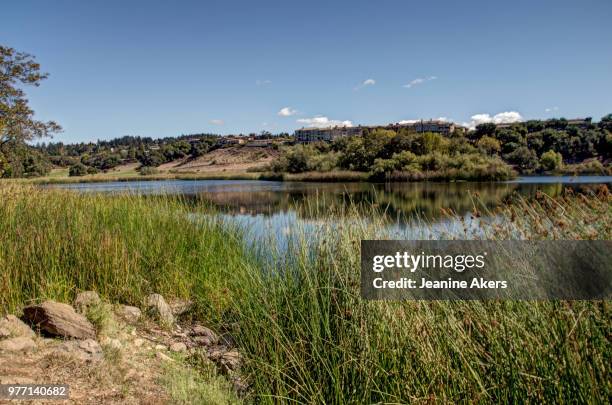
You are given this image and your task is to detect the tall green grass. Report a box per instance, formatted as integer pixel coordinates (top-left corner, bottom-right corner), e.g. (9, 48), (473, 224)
(0, 183), (610, 403)
(0, 183), (252, 316)
(228, 189), (611, 403)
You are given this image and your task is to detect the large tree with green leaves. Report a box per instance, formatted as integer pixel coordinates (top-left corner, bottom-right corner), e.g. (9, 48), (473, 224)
(1, 45), (61, 177)
(1, 45), (61, 145)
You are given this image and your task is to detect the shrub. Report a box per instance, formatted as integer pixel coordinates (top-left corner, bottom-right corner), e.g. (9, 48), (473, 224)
(69, 163), (88, 177)
(504, 146), (539, 172)
(477, 136), (501, 155)
(540, 150), (563, 171)
(139, 166), (159, 176)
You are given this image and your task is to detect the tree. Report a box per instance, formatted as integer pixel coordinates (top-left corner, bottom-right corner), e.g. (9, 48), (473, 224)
(540, 150), (563, 171)
(476, 136), (501, 155)
(1, 46), (61, 146)
(600, 114), (612, 132)
(504, 146), (539, 172)
(69, 163), (88, 177)
(0, 150), (8, 177)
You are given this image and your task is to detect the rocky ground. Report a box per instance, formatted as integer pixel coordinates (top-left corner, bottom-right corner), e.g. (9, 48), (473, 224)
(0, 292), (244, 404)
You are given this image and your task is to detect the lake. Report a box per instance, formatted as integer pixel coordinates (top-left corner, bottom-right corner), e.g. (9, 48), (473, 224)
(50, 176), (612, 244)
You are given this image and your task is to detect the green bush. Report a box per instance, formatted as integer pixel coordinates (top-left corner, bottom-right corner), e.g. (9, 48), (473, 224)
(139, 166), (159, 176)
(68, 163), (88, 177)
(540, 150), (563, 171)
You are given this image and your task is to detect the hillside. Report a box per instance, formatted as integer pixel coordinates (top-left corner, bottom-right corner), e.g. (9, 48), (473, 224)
(160, 146), (279, 173)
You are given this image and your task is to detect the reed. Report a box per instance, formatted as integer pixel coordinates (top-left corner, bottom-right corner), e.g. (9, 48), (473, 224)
(0, 183), (609, 403)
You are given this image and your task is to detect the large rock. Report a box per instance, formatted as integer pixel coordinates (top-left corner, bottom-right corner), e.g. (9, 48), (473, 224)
(74, 291), (101, 314)
(56, 339), (103, 362)
(168, 299), (193, 316)
(0, 337), (36, 352)
(116, 305), (142, 324)
(208, 347), (242, 372)
(22, 301), (96, 339)
(0, 315), (35, 339)
(145, 294), (174, 326)
(190, 325), (218, 345)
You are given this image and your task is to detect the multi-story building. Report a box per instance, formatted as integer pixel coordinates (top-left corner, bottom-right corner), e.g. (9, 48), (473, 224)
(294, 120), (463, 143)
(294, 126), (363, 143)
(387, 120), (458, 135)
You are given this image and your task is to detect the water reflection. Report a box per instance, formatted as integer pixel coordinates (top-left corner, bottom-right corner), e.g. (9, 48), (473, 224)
(53, 177), (610, 224)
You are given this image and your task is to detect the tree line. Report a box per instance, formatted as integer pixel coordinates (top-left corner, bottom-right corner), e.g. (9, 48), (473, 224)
(1, 44), (610, 179)
(270, 117), (611, 180)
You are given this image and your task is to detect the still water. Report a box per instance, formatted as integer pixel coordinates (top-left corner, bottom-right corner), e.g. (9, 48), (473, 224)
(51, 176), (611, 243)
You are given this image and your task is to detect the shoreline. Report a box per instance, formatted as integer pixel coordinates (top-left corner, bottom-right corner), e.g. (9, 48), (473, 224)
(18, 171), (612, 186)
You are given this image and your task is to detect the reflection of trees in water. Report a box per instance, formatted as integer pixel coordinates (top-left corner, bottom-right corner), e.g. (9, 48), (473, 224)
(188, 182), (599, 222)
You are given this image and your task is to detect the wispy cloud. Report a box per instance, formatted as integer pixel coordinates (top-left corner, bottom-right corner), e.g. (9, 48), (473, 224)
(462, 111), (523, 129)
(209, 119), (224, 125)
(256, 79), (272, 86)
(403, 76), (437, 89)
(297, 116), (353, 128)
(545, 106), (559, 113)
(354, 78), (376, 90)
(278, 107), (298, 117)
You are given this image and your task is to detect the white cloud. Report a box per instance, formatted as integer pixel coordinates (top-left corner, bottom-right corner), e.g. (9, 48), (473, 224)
(278, 107), (298, 117)
(209, 119), (224, 125)
(398, 117), (449, 125)
(545, 106), (559, 112)
(256, 79), (272, 86)
(462, 111), (523, 129)
(403, 76), (437, 88)
(354, 78), (376, 91)
(296, 116), (353, 128)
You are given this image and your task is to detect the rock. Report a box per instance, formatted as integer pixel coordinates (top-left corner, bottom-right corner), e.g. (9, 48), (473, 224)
(133, 338), (145, 347)
(220, 350), (242, 372)
(0, 337), (36, 352)
(169, 342), (187, 352)
(145, 294), (174, 326)
(208, 346), (242, 372)
(193, 335), (215, 347)
(101, 337), (122, 350)
(155, 344), (167, 351)
(155, 351), (174, 362)
(0, 315), (35, 339)
(168, 299), (193, 316)
(22, 301), (96, 339)
(190, 325), (218, 343)
(116, 305), (142, 324)
(56, 339), (103, 362)
(73, 291), (101, 314)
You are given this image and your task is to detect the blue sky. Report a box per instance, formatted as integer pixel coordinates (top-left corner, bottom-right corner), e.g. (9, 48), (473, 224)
(2, 0), (612, 143)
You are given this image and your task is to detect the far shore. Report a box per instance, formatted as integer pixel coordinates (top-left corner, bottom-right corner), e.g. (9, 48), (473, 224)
(10, 167), (611, 186)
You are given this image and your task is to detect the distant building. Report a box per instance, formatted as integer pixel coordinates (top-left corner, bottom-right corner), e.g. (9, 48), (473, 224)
(495, 122), (519, 129)
(566, 118), (592, 128)
(245, 139), (272, 147)
(386, 120), (458, 135)
(219, 137), (246, 146)
(294, 126), (363, 143)
(294, 120), (465, 143)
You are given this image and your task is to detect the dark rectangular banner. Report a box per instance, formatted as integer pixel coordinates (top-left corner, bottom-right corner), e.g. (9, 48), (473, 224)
(361, 240), (612, 300)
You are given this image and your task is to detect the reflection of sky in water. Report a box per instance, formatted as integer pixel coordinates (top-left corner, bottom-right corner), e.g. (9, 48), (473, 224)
(201, 210), (497, 261)
(51, 176), (609, 257)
